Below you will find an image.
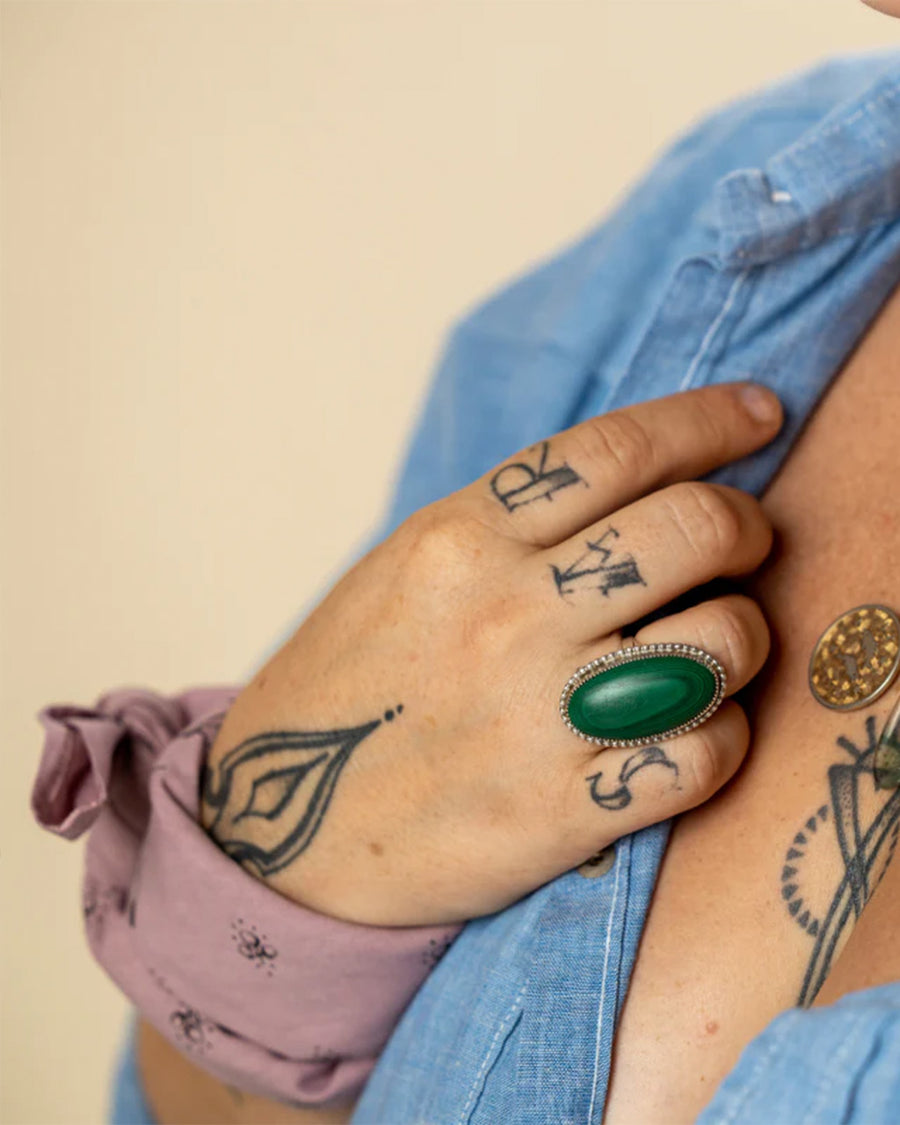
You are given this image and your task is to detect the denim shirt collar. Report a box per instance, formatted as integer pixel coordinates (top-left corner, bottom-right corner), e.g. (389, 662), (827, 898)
(716, 62), (900, 267)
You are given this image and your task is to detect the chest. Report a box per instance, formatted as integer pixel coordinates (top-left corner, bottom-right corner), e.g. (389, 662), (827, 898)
(603, 281), (900, 1124)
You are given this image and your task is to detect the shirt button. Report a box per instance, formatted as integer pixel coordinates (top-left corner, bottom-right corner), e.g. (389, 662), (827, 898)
(577, 844), (616, 878)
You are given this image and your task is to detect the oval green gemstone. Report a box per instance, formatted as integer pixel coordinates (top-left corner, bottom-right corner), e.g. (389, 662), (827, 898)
(567, 654), (718, 742)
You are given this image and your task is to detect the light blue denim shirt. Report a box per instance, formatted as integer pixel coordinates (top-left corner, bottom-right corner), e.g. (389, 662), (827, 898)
(112, 52), (900, 1125)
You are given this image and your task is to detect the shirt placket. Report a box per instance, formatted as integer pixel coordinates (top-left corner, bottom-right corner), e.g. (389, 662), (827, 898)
(508, 254), (759, 1125)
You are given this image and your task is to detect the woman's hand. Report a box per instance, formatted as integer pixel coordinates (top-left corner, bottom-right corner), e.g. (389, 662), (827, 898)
(201, 383), (782, 926)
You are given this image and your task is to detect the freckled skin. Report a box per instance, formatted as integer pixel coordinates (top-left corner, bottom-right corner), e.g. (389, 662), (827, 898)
(604, 280), (900, 1125)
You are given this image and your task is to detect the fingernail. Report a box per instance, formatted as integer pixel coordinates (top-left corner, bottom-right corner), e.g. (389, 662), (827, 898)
(738, 383), (781, 425)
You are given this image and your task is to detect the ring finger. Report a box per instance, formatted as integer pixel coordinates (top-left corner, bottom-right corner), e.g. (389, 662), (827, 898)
(630, 593), (771, 698)
(554, 594), (768, 760)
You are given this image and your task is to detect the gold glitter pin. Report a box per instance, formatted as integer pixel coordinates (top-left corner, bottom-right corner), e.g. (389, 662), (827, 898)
(808, 605), (900, 711)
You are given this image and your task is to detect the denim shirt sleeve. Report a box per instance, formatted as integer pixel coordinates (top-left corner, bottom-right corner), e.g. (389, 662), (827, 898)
(696, 984), (900, 1125)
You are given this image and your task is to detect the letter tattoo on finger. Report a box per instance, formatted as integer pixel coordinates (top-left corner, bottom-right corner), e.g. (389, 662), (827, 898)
(586, 745), (680, 811)
(490, 441), (585, 511)
(551, 526), (646, 599)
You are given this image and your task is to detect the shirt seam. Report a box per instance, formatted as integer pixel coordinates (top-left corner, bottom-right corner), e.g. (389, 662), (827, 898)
(458, 982), (527, 1125)
(678, 270), (751, 391)
(732, 214), (900, 263)
(586, 849), (624, 1125)
(775, 81), (900, 162)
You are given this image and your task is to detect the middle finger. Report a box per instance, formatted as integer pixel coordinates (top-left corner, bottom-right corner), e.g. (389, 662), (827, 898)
(533, 480), (772, 644)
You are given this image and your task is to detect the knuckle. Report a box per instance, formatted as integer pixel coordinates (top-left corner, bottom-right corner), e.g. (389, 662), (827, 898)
(581, 411), (656, 480)
(692, 390), (733, 452)
(665, 481), (742, 562)
(397, 507), (444, 568)
(683, 728), (724, 798)
(680, 703), (749, 801)
(746, 499), (774, 561)
(706, 601), (755, 677)
(400, 501), (487, 573)
(399, 502), (523, 652)
(401, 499), (446, 538)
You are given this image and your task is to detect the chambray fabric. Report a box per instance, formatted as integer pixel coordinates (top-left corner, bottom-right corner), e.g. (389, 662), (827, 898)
(695, 985), (900, 1125)
(110, 52), (900, 1124)
(110, 1018), (154, 1125)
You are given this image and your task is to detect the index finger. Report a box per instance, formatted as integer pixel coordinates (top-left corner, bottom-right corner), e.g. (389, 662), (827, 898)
(469, 381), (782, 548)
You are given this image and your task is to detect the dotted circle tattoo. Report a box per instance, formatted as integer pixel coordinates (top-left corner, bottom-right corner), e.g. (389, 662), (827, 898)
(780, 805), (830, 936)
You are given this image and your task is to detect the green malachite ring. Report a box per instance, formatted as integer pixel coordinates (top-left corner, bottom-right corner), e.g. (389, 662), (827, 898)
(559, 642), (727, 748)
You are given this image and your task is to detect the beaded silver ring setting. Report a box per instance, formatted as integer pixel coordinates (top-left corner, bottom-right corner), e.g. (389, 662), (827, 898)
(559, 641), (728, 748)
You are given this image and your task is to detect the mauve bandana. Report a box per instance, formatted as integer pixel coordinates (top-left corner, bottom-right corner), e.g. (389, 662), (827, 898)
(30, 686), (461, 1106)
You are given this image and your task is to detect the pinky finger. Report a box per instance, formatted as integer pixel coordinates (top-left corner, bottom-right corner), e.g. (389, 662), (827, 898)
(573, 700), (750, 853)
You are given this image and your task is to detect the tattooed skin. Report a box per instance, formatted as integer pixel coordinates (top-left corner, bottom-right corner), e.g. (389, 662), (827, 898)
(490, 440), (585, 511)
(586, 745), (680, 811)
(552, 526), (646, 599)
(202, 713), (395, 877)
(778, 714), (900, 1006)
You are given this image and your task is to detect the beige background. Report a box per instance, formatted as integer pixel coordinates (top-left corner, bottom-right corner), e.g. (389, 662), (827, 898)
(3, 2), (899, 1121)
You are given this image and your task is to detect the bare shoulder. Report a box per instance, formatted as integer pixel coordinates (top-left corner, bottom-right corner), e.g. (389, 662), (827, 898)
(604, 280), (900, 1124)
